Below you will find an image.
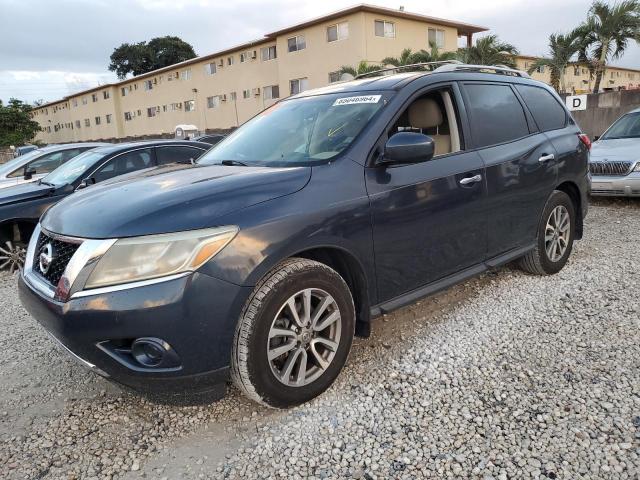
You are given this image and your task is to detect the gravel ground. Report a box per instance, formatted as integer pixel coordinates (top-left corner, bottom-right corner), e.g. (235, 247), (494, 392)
(0, 197), (639, 480)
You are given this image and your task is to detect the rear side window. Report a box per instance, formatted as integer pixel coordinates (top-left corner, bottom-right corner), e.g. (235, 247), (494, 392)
(156, 146), (204, 165)
(463, 83), (530, 148)
(516, 85), (567, 132)
(92, 148), (153, 183)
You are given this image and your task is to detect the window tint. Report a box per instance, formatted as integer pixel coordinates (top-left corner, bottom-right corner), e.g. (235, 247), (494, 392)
(92, 149), (153, 183)
(464, 84), (530, 148)
(516, 85), (566, 132)
(8, 149), (82, 178)
(156, 146), (204, 165)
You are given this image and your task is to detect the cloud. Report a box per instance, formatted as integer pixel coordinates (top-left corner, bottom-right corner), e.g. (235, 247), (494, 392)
(1, 0), (639, 103)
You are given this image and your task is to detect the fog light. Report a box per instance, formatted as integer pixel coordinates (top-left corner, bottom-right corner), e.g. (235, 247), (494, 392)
(132, 338), (169, 367)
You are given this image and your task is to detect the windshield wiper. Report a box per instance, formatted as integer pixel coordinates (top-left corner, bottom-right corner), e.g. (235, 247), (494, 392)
(221, 160), (248, 166)
(38, 180), (56, 187)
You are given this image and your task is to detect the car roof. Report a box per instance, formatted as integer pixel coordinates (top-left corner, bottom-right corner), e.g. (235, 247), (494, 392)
(36, 142), (109, 152)
(89, 140), (210, 154)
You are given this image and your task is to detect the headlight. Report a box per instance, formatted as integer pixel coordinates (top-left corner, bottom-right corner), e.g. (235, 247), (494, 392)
(85, 226), (238, 289)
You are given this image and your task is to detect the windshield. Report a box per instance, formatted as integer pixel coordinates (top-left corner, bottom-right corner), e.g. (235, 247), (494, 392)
(602, 112), (640, 140)
(43, 151), (106, 186)
(0, 149), (42, 175)
(197, 92), (388, 167)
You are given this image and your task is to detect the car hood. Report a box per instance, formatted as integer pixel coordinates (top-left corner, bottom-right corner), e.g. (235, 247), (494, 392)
(0, 181), (54, 207)
(590, 138), (640, 162)
(42, 164), (311, 238)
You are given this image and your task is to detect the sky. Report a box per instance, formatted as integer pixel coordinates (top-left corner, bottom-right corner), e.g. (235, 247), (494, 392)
(1, 0), (639, 104)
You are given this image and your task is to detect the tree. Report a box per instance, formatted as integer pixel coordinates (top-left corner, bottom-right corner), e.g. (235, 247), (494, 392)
(457, 34), (519, 68)
(381, 43), (457, 67)
(576, 0), (640, 93)
(527, 31), (582, 93)
(108, 36), (197, 79)
(0, 99), (41, 147)
(339, 61), (381, 78)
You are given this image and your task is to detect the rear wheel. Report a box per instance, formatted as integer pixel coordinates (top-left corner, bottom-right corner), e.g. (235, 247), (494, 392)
(519, 190), (575, 275)
(231, 258), (355, 408)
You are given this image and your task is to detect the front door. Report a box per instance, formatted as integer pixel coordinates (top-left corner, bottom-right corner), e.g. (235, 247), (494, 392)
(366, 85), (488, 303)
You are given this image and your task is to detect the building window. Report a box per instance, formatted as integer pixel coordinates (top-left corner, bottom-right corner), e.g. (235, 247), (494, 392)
(147, 107), (156, 117)
(227, 56), (234, 66)
(205, 63), (217, 75)
(106, 114), (112, 124)
(181, 69), (192, 80)
(287, 35), (306, 52)
(428, 28), (445, 48)
(328, 71), (342, 83)
(230, 91), (237, 101)
(72, 99), (78, 107)
(536, 65), (545, 74)
(82, 97), (88, 105)
(242, 89), (251, 99)
(327, 22), (349, 42)
(75, 120), (81, 129)
(92, 93), (98, 102)
(261, 45), (277, 61)
(184, 100), (195, 112)
(84, 118), (90, 127)
(289, 78), (309, 95)
(124, 112), (132, 121)
(103, 90), (110, 100)
(121, 87), (128, 97)
(95, 116), (101, 125)
(207, 96), (220, 108)
(144, 79), (154, 91)
(263, 85), (280, 100)
(374, 20), (395, 38)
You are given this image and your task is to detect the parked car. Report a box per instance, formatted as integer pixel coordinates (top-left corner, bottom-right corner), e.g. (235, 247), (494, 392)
(19, 64), (590, 407)
(0, 143), (107, 191)
(12, 145), (39, 157)
(589, 108), (640, 196)
(0, 140), (209, 272)
(192, 134), (227, 146)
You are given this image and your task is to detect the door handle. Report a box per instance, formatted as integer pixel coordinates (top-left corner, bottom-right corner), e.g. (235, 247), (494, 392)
(539, 153), (555, 163)
(459, 174), (482, 185)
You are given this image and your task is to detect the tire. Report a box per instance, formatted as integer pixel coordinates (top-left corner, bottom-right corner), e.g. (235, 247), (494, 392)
(519, 190), (576, 275)
(0, 230), (26, 274)
(231, 258), (355, 408)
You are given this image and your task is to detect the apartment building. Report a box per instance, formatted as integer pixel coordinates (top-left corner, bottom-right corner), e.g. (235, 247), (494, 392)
(31, 4), (486, 144)
(516, 55), (640, 94)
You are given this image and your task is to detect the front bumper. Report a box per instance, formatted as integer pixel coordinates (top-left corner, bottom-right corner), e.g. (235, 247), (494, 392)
(19, 270), (252, 401)
(590, 173), (640, 196)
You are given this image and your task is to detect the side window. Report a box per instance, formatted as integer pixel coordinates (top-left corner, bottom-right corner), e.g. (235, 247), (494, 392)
(515, 85), (567, 132)
(156, 146), (204, 165)
(9, 151), (69, 177)
(388, 87), (463, 157)
(92, 149), (153, 183)
(464, 84), (530, 148)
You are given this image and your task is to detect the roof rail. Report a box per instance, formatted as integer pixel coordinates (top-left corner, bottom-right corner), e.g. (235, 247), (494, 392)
(432, 63), (530, 78)
(354, 60), (463, 79)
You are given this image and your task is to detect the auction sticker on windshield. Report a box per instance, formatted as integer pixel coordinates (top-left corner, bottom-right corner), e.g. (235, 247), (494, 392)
(333, 95), (381, 106)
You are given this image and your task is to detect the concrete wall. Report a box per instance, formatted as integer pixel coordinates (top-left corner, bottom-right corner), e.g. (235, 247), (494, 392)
(563, 90), (640, 139)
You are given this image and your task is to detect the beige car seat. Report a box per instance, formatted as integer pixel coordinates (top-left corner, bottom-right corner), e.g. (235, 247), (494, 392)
(408, 98), (451, 156)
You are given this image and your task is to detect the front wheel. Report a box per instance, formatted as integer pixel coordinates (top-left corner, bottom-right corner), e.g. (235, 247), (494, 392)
(0, 238), (26, 274)
(519, 190), (576, 275)
(231, 258), (355, 408)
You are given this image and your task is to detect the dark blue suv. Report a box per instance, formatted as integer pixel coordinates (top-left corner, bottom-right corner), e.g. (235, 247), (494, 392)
(19, 64), (590, 407)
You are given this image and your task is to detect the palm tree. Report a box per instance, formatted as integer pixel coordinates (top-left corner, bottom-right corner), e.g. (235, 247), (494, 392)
(381, 44), (457, 68)
(576, 0), (640, 93)
(527, 31), (582, 93)
(457, 34), (519, 68)
(339, 60), (380, 78)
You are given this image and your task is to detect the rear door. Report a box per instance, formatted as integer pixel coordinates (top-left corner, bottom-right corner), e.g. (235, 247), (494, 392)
(460, 82), (558, 257)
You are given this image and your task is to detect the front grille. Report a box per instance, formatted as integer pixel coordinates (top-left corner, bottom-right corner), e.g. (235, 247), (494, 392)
(32, 232), (81, 287)
(589, 161), (633, 176)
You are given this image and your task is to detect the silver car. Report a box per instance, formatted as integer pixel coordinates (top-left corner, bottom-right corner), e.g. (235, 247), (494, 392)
(590, 108), (640, 197)
(0, 143), (107, 190)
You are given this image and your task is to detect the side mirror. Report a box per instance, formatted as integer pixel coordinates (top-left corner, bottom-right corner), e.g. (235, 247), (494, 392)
(23, 167), (36, 180)
(76, 178), (96, 190)
(381, 132), (435, 165)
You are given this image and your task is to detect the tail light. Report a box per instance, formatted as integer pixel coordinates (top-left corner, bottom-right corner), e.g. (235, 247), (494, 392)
(578, 134), (591, 150)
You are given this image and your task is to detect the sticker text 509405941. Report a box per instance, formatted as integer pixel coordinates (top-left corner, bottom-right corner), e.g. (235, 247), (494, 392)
(332, 95), (382, 106)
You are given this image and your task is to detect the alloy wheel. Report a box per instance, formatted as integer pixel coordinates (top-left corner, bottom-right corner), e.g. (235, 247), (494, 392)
(545, 205), (570, 262)
(267, 288), (342, 387)
(0, 240), (26, 274)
